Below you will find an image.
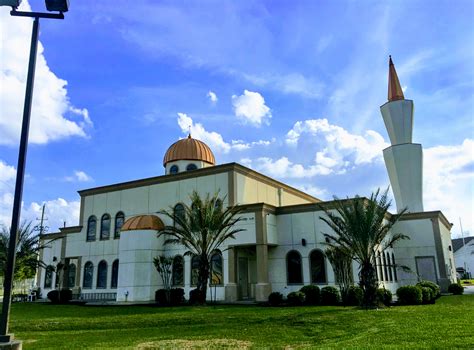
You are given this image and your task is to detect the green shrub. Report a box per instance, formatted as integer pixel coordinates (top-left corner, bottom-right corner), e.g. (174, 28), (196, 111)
(416, 281), (441, 299)
(268, 292), (284, 306)
(320, 286), (340, 305)
(300, 285), (320, 305)
(155, 289), (168, 305)
(59, 289), (72, 303)
(170, 288), (185, 305)
(421, 287), (433, 304)
(376, 288), (393, 306)
(396, 285), (422, 305)
(287, 291), (305, 306)
(189, 289), (204, 304)
(345, 286), (363, 306)
(448, 283), (464, 295)
(47, 290), (60, 304)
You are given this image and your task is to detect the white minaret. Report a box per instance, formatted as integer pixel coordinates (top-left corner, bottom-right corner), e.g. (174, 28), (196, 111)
(381, 56), (424, 213)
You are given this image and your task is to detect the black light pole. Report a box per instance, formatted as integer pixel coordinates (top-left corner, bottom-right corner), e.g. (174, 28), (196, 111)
(0, 1), (68, 343)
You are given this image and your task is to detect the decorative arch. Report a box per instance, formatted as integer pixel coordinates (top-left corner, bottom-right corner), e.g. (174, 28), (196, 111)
(210, 251), (223, 286)
(87, 216), (97, 241)
(111, 259), (119, 288)
(97, 260), (108, 289)
(172, 255), (184, 286)
(114, 211), (125, 239)
(286, 250), (303, 284)
(309, 249), (327, 284)
(83, 262), (94, 288)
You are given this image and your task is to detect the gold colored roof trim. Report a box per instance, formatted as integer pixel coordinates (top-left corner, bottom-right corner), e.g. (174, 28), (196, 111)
(121, 214), (164, 232)
(388, 56), (405, 102)
(163, 135), (215, 166)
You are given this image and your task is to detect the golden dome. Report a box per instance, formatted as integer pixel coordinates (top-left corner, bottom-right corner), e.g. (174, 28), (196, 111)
(121, 215), (164, 232)
(163, 135), (215, 166)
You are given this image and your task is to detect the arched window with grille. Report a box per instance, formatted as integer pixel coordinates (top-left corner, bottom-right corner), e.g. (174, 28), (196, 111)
(100, 214), (111, 240)
(191, 255), (200, 286)
(172, 255), (184, 286)
(170, 165), (179, 174)
(87, 216), (96, 241)
(83, 262), (93, 288)
(286, 250), (303, 284)
(97, 260), (108, 289)
(174, 203), (185, 226)
(210, 251), (223, 286)
(309, 250), (327, 284)
(44, 265), (54, 288)
(114, 212), (125, 239)
(186, 163), (197, 171)
(68, 263), (76, 288)
(111, 260), (119, 289)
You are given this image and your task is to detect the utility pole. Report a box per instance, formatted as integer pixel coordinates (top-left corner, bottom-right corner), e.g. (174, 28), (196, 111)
(35, 203), (49, 236)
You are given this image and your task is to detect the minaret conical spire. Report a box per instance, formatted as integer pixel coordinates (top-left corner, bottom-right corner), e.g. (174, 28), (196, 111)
(388, 55), (404, 102)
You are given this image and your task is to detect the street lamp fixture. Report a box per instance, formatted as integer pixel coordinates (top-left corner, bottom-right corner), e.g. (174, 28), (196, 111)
(0, 0), (69, 346)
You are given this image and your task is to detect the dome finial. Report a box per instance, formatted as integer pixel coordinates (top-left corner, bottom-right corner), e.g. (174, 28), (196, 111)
(188, 125), (192, 138)
(388, 55), (404, 102)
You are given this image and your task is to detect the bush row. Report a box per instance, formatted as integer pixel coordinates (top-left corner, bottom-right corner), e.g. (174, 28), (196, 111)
(396, 281), (444, 305)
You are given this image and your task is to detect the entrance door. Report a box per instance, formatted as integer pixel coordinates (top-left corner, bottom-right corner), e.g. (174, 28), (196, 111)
(238, 257), (249, 299)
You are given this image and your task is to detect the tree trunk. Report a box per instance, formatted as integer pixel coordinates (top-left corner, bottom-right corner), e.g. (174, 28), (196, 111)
(359, 261), (378, 308)
(197, 254), (210, 304)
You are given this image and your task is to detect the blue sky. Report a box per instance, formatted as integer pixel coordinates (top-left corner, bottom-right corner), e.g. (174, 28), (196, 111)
(0, 0), (473, 237)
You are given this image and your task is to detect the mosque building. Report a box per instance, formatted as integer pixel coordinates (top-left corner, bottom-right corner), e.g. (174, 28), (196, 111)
(37, 58), (456, 302)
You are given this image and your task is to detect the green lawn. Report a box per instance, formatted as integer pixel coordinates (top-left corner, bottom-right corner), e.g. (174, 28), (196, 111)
(9, 295), (474, 349)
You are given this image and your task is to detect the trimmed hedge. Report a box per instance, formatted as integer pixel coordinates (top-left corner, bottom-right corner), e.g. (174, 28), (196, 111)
(345, 286), (363, 306)
(300, 285), (320, 305)
(320, 286), (340, 305)
(287, 291), (305, 306)
(416, 281), (441, 299)
(47, 289), (72, 304)
(156, 288), (185, 305)
(396, 285), (422, 305)
(376, 288), (393, 306)
(448, 283), (464, 295)
(268, 292), (284, 306)
(421, 287), (433, 304)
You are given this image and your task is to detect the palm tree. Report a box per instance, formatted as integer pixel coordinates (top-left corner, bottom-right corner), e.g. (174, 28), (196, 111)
(0, 221), (47, 283)
(319, 188), (408, 308)
(158, 191), (246, 304)
(325, 245), (353, 304)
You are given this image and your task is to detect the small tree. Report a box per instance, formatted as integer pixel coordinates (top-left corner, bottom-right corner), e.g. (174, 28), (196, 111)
(320, 188), (408, 308)
(158, 191), (245, 304)
(325, 245), (353, 304)
(153, 255), (173, 303)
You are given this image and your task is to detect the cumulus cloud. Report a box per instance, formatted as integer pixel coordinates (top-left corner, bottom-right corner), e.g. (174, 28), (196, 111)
(0, 1), (91, 146)
(64, 171), (93, 183)
(232, 90), (271, 127)
(207, 91), (218, 103)
(176, 113), (273, 154)
(423, 139), (473, 238)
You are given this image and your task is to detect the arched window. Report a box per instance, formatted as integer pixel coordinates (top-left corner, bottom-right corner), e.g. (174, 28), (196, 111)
(55, 263), (63, 289)
(114, 212), (125, 239)
(191, 255), (200, 286)
(210, 252), (223, 285)
(170, 165), (179, 174)
(100, 214), (111, 240)
(87, 216), (96, 241)
(382, 253), (388, 282)
(174, 203), (185, 226)
(286, 250), (303, 284)
(111, 260), (119, 289)
(172, 256), (184, 286)
(44, 265), (54, 288)
(392, 253), (398, 281)
(97, 260), (108, 289)
(186, 163), (197, 171)
(377, 253), (383, 281)
(309, 250), (326, 284)
(83, 262), (93, 288)
(68, 263), (76, 288)
(386, 252), (393, 282)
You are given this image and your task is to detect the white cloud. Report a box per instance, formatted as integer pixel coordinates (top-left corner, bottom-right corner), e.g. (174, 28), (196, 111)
(64, 171), (93, 183)
(423, 139), (474, 238)
(207, 91), (218, 103)
(0, 1), (91, 146)
(176, 113), (273, 154)
(241, 156), (334, 178)
(232, 90), (271, 127)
